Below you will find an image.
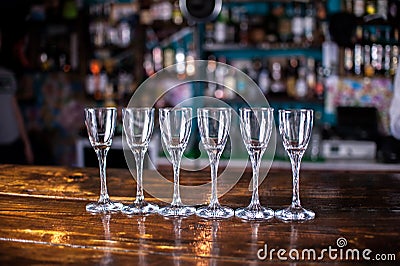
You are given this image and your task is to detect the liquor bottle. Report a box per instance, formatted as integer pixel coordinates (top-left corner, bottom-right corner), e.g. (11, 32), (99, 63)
(388, 0), (399, 24)
(152, 46), (163, 72)
(314, 62), (325, 100)
(364, 44), (375, 77)
(390, 44), (399, 76)
(354, 24), (364, 76)
(371, 43), (383, 73)
(286, 57), (298, 98)
(344, 47), (354, 74)
(315, 3), (327, 46)
(223, 67), (236, 100)
(230, 6), (241, 43)
(304, 3), (315, 45)
(322, 22), (339, 75)
(163, 46), (175, 68)
(390, 29), (399, 76)
(239, 9), (249, 46)
(353, 0), (365, 17)
(354, 44), (363, 75)
(89, 3), (107, 48)
(96, 66), (108, 101)
(377, 0), (388, 18)
(295, 60), (308, 99)
(205, 55), (217, 97)
(344, 0), (353, 13)
(214, 6), (228, 44)
(143, 52), (155, 76)
(369, 26), (378, 43)
(116, 20), (132, 48)
(226, 8), (236, 44)
(292, 2), (304, 45)
(175, 45), (186, 76)
(205, 23), (214, 45)
(306, 57), (316, 93)
(236, 66), (247, 96)
(172, 1), (183, 25)
(250, 58), (262, 83)
(186, 42), (196, 76)
(270, 60), (285, 94)
(277, 3), (292, 44)
(383, 44), (391, 76)
(257, 59), (270, 95)
(355, 25), (364, 44)
(214, 56), (227, 98)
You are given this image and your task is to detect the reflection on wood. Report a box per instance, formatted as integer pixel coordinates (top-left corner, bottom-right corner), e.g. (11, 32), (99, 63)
(0, 164), (399, 264)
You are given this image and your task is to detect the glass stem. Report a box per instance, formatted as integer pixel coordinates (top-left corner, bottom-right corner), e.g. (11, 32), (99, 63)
(209, 150), (221, 208)
(133, 148), (146, 204)
(96, 148), (110, 203)
(249, 149), (263, 208)
(170, 148), (183, 207)
(289, 150), (304, 209)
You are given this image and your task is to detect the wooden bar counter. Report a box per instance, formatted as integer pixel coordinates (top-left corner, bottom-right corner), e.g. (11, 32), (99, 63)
(0, 164), (399, 265)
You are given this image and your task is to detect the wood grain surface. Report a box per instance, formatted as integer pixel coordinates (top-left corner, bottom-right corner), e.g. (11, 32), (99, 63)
(0, 164), (399, 265)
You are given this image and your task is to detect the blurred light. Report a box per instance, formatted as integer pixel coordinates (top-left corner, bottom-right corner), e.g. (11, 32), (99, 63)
(214, 89), (224, 99)
(90, 60), (101, 75)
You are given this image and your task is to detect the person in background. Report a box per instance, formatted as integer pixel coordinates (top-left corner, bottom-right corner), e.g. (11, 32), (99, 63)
(0, 66), (33, 164)
(0, 25), (34, 164)
(390, 66), (400, 139)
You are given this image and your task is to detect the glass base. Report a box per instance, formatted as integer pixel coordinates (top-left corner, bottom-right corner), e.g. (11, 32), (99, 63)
(158, 205), (196, 217)
(121, 201), (159, 215)
(86, 200), (123, 213)
(275, 206), (315, 221)
(196, 204), (234, 219)
(235, 205), (274, 221)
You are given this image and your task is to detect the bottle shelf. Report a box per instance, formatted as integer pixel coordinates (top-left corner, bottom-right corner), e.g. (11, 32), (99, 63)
(225, 0), (311, 3)
(203, 43), (322, 60)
